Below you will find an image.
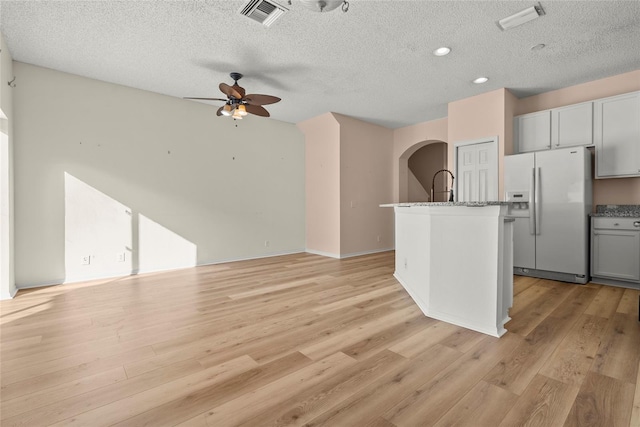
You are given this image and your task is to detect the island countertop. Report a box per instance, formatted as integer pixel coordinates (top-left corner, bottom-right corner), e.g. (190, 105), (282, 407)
(380, 201), (509, 208)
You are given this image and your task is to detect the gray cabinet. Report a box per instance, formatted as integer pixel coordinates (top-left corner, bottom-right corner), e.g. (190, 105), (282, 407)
(514, 110), (551, 153)
(515, 102), (593, 153)
(594, 91), (640, 178)
(551, 102), (593, 149)
(591, 217), (640, 285)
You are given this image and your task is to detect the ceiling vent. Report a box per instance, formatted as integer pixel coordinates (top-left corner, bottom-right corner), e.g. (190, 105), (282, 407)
(239, 0), (288, 27)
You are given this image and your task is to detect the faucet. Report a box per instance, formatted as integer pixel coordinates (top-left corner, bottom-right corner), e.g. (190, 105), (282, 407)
(431, 169), (455, 202)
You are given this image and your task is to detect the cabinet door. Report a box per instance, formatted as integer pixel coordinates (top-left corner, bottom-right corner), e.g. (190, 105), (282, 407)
(551, 102), (593, 148)
(595, 91), (640, 178)
(515, 111), (551, 153)
(591, 229), (640, 282)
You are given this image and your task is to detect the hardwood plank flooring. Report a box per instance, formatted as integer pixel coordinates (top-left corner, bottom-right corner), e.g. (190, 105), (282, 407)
(1, 251), (639, 426)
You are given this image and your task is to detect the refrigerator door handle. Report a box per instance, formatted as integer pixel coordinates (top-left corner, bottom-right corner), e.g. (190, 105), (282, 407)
(529, 168), (535, 235)
(535, 167), (541, 235)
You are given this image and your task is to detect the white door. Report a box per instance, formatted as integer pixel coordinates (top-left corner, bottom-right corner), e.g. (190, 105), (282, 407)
(456, 140), (498, 202)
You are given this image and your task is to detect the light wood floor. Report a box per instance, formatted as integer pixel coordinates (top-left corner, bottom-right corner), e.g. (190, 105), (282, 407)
(1, 251), (639, 426)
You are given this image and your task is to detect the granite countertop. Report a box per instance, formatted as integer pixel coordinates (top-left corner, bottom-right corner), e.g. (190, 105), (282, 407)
(380, 202), (509, 208)
(591, 205), (640, 218)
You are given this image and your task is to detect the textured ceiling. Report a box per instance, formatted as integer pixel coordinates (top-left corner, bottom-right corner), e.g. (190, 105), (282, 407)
(1, 0), (639, 128)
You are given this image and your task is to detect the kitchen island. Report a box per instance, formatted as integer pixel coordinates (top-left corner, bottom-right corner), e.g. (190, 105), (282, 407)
(381, 202), (513, 337)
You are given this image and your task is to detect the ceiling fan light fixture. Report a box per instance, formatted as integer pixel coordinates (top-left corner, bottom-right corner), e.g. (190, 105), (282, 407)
(232, 109), (243, 119)
(237, 104), (248, 116)
(221, 104), (233, 116)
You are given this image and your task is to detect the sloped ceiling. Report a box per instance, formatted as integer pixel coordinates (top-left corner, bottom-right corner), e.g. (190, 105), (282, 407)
(1, 0), (639, 128)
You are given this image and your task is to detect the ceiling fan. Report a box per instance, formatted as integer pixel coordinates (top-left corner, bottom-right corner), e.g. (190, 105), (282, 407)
(184, 72), (281, 119)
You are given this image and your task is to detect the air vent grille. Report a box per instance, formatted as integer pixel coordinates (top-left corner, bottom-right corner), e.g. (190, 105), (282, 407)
(239, 0), (288, 27)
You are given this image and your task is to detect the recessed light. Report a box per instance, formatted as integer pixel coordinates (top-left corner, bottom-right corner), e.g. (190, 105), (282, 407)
(531, 43), (546, 51)
(433, 47), (451, 56)
(473, 77), (489, 84)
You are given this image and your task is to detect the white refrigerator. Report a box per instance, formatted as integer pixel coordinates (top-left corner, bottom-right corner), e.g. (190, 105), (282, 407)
(504, 147), (592, 284)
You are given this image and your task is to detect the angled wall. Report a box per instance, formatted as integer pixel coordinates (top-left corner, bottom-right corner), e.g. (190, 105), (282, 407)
(298, 113), (341, 256)
(334, 113), (394, 257)
(299, 113), (395, 258)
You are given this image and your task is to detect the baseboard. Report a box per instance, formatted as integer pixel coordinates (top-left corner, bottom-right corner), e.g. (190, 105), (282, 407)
(198, 249), (307, 267)
(15, 249), (308, 291)
(304, 249), (341, 259)
(338, 248), (395, 259)
(305, 247), (395, 259)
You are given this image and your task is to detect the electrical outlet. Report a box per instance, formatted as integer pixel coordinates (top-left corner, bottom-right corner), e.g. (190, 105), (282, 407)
(264, 240), (270, 247)
(81, 255), (91, 265)
(377, 235), (381, 242)
(116, 252), (126, 262)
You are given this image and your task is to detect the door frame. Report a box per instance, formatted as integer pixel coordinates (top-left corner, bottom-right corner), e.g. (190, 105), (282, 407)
(453, 136), (499, 202)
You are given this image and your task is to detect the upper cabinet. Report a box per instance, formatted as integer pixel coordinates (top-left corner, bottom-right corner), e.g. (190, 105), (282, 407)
(594, 91), (640, 178)
(514, 110), (551, 153)
(551, 102), (593, 149)
(514, 91), (640, 179)
(515, 102), (593, 153)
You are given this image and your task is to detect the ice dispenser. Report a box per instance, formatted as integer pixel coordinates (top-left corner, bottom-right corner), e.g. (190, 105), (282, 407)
(506, 191), (530, 217)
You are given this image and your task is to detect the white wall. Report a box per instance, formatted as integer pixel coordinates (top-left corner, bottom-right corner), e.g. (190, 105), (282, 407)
(13, 63), (305, 288)
(0, 32), (16, 299)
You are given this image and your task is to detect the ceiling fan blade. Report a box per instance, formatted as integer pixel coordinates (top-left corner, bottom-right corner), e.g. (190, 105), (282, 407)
(216, 106), (224, 116)
(244, 94), (281, 106)
(184, 97), (228, 101)
(219, 83), (241, 99)
(233, 84), (246, 98)
(245, 104), (270, 117)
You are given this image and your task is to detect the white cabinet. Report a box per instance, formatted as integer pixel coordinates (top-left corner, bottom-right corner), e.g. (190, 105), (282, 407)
(551, 102), (593, 149)
(515, 102), (593, 153)
(514, 110), (551, 153)
(594, 91), (640, 178)
(591, 217), (640, 285)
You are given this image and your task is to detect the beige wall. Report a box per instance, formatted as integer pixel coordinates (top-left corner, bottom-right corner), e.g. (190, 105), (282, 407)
(0, 32), (16, 298)
(392, 118), (448, 202)
(334, 113), (394, 256)
(516, 70), (640, 116)
(447, 88), (515, 200)
(299, 113), (394, 257)
(297, 113), (341, 256)
(13, 63), (305, 288)
(516, 69), (640, 206)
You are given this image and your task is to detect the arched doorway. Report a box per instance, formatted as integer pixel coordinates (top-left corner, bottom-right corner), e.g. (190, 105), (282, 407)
(398, 140), (447, 203)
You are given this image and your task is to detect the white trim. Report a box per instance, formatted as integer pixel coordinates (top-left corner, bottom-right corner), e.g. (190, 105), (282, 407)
(453, 136), (499, 202)
(198, 249), (306, 266)
(305, 247), (395, 259)
(338, 248), (395, 259)
(305, 249), (340, 259)
(16, 249), (308, 290)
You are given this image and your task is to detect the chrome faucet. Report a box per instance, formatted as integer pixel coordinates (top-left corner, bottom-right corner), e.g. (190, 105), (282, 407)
(431, 169), (455, 202)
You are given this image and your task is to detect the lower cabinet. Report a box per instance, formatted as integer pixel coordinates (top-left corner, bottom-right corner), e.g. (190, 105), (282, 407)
(591, 217), (640, 285)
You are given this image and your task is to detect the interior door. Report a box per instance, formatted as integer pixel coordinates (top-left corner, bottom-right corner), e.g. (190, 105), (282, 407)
(456, 140), (498, 202)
